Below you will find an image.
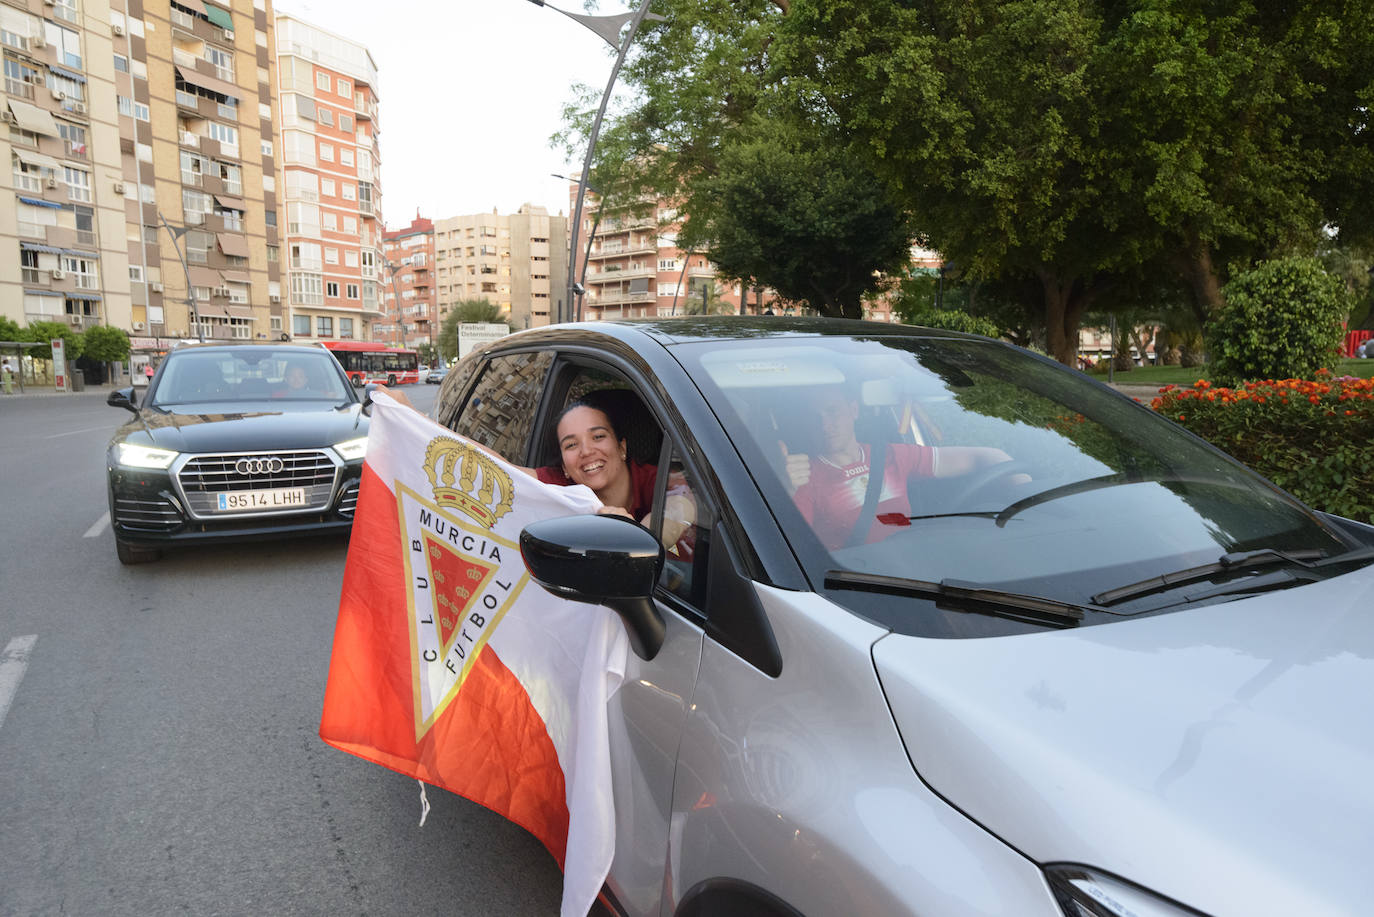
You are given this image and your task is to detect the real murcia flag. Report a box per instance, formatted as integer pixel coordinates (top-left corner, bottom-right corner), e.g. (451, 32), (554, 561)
(320, 391), (626, 917)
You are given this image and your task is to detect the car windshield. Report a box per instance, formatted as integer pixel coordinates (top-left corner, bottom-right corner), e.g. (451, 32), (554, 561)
(681, 334), (1358, 631)
(151, 349), (350, 405)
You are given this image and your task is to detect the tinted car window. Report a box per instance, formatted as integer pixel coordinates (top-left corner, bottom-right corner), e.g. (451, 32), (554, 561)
(152, 349), (349, 404)
(447, 351), (552, 462)
(680, 336), (1351, 631)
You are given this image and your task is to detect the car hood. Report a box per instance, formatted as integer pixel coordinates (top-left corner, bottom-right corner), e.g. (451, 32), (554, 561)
(872, 567), (1374, 916)
(115, 402), (367, 453)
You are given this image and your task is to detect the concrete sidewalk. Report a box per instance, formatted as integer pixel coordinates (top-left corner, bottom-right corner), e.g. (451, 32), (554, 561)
(2, 381), (123, 398)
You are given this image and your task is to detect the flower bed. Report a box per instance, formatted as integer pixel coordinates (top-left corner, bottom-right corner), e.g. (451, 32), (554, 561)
(1150, 370), (1374, 523)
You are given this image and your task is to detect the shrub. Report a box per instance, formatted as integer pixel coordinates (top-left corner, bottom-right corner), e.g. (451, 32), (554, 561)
(1206, 256), (1347, 385)
(905, 309), (1001, 339)
(1150, 371), (1374, 523)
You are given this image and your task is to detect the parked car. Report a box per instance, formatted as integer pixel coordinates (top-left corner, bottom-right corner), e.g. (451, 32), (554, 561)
(106, 342), (370, 565)
(425, 365), (449, 384)
(432, 317), (1374, 917)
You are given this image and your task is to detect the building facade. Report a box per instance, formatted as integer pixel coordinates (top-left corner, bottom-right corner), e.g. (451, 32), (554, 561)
(432, 204), (567, 331)
(377, 213), (433, 349)
(570, 188), (781, 321)
(3, 0), (282, 347)
(274, 12), (381, 344)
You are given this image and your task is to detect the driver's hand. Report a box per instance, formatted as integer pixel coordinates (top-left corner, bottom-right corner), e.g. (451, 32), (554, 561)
(780, 442), (810, 494)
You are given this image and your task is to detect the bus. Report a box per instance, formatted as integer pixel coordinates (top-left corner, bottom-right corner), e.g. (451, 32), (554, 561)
(322, 341), (421, 387)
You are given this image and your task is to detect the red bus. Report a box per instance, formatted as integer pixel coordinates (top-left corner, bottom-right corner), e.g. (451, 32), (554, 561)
(322, 341), (421, 387)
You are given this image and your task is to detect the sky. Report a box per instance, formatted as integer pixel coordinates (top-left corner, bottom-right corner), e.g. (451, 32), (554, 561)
(274, 0), (628, 227)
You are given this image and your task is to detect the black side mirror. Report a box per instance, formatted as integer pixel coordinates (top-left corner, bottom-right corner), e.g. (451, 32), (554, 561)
(361, 382), (380, 415)
(520, 514), (666, 660)
(107, 387), (139, 414)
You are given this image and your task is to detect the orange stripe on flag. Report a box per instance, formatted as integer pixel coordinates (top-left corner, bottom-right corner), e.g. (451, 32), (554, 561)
(320, 463), (569, 866)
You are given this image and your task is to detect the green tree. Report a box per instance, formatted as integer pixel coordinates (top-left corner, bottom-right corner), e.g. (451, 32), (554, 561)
(689, 120), (916, 318)
(436, 299), (509, 365)
(772, 0), (1374, 361)
(22, 321), (83, 361)
(0, 316), (21, 342)
(82, 325), (132, 363)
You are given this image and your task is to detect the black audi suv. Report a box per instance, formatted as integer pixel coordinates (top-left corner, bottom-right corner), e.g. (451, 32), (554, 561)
(105, 342), (370, 564)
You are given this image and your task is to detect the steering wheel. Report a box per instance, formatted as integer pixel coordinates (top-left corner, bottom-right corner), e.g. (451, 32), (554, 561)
(947, 460), (1032, 508)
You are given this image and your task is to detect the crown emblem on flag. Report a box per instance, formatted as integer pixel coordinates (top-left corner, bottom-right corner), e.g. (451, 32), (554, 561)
(422, 437), (514, 528)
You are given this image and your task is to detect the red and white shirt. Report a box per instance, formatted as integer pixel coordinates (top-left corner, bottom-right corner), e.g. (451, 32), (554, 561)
(793, 443), (936, 549)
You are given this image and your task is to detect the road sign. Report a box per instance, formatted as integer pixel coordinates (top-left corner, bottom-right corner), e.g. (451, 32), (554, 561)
(457, 323), (509, 360)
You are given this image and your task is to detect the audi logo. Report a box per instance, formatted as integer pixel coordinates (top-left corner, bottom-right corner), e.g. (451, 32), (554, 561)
(236, 456), (284, 475)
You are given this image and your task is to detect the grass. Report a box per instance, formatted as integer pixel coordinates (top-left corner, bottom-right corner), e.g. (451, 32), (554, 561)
(1090, 358), (1374, 386)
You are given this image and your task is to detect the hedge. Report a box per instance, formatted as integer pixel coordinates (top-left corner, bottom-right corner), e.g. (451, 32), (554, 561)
(1150, 371), (1374, 523)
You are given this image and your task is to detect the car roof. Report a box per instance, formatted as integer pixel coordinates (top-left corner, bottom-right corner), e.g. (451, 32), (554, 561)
(496, 316), (989, 349)
(167, 341), (330, 354)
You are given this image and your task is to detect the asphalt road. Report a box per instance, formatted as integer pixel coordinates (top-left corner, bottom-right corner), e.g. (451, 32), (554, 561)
(0, 383), (565, 916)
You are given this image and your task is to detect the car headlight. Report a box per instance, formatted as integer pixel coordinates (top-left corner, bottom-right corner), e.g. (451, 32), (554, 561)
(334, 436), (368, 461)
(1046, 866), (1201, 917)
(116, 442), (179, 469)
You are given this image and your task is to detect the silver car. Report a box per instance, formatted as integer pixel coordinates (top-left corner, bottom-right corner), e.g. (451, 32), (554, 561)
(433, 318), (1374, 917)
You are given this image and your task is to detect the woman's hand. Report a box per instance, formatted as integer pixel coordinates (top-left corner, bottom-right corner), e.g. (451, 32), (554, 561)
(596, 505), (634, 520)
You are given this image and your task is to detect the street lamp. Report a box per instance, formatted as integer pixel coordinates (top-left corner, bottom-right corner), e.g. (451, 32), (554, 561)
(159, 212), (205, 342)
(529, 0), (664, 324)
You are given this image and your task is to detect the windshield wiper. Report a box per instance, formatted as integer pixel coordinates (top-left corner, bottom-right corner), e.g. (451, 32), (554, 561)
(1312, 546), (1374, 569)
(1092, 548), (1327, 606)
(825, 570), (1090, 628)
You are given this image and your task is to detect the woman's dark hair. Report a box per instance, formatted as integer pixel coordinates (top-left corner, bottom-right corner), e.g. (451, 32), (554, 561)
(554, 395), (622, 440)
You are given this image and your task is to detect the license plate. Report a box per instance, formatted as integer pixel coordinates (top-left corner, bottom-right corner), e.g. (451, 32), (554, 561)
(216, 488), (307, 512)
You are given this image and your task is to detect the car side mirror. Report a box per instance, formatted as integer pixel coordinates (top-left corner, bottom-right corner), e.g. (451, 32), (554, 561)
(361, 382), (379, 416)
(107, 386), (139, 414)
(520, 514), (666, 660)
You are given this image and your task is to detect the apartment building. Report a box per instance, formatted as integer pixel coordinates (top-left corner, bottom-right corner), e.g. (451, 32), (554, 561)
(1, 0), (282, 345)
(377, 213), (433, 349)
(274, 12), (381, 343)
(432, 204), (567, 331)
(570, 189), (780, 320)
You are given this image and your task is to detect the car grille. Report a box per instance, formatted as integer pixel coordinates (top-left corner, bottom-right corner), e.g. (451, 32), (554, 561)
(336, 479), (361, 518)
(113, 494), (183, 531)
(177, 450), (339, 518)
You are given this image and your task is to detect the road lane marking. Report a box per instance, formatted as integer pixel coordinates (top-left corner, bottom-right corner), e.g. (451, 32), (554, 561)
(84, 513), (110, 538)
(45, 426), (113, 439)
(0, 635), (38, 731)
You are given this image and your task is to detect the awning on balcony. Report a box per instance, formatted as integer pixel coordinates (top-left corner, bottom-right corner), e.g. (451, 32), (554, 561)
(219, 270), (251, 284)
(202, 2), (234, 31)
(20, 242), (63, 254)
(12, 146), (62, 171)
(7, 99), (60, 138)
(225, 305), (255, 319)
(188, 266), (221, 287)
(18, 196), (63, 209)
(174, 64), (238, 101)
(48, 64), (86, 83)
(65, 291), (102, 301)
(213, 194), (245, 212)
(177, 0), (210, 16)
(216, 232), (249, 257)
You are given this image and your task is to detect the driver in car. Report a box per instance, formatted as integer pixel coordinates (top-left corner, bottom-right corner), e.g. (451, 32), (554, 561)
(783, 387), (1022, 549)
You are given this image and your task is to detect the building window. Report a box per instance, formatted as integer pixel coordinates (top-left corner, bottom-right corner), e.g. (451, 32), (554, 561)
(289, 242), (322, 270)
(113, 54), (128, 73)
(337, 78), (350, 96)
(181, 150), (208, 185)
(315, 71), (331, 91)
(324, 247), (339, 264)
(339, 114), (352, 132)
(346, 283), (359, 299)
(317, 107), (333, 127)
(187, 230), (213, 263)
(319, 142), (334, 162)
(342, 216), (357, 234)
(265, 209), (277, 228)
(266, 244), (279, 262)
(20, 249), (40, 284)
(182, 188), (213, 223)
(64, 256), (98, 289)
(291, 272), (324, 305)
(339, 148), (354, 166)
(293, 314), (310, 335)
(316, 315), (333, 336)
(326, 281), (339, 297)
(339, 317), (353, 339)
(219, 162), (242, 195)
(43, 21), (82, 69)
(64, 167), (91, 202)
(206, 121), (238, 151)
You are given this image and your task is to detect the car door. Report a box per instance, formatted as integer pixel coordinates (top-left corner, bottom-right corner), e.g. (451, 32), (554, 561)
(437, 345), (712, 917)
